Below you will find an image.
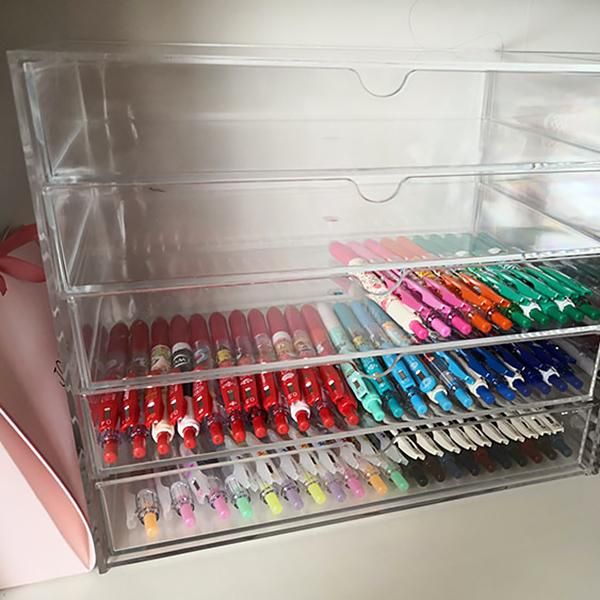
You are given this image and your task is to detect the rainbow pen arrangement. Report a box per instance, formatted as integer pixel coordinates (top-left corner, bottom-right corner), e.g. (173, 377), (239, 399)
(125, 413), (573, 540)
(93, 308), (590, 465)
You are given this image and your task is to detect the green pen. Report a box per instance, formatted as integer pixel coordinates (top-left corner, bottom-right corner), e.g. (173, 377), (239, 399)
(472, 268), (548, 326)
(511, 268), (585, 323)
(442, 233), (476, 257)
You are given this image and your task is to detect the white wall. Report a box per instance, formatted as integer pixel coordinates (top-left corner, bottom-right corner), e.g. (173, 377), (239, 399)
(3, 0), (600, 228)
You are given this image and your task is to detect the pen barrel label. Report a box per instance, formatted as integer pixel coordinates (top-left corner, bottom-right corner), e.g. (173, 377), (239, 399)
(215, 345), (234, 368)
(172, 342), (193, 372)
(253, 333), (277, 363)
(272, 331), (296, 360)
(193, 341), (213, 369)
(291, 329), (315, 358)
(151, 344), (171, 373)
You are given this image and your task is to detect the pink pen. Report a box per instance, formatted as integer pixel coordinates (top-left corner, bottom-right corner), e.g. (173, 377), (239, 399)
(330, 241), (429, 341)
(404, 276), (473, 336)
(350, 241), (451, 338)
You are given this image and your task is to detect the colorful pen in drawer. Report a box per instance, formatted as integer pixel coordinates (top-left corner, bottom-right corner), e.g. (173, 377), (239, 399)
(492, 345), (549, 394)
(284, 306), (335, 429)
(350, 301), (428, 416)
(333, 302), (405, 418)
(132, 479), (161, 539)
(356, 436), (409, 492)
(208, 312), (246, 443)
(438, 271), (514, 331)
(418, 274), (492, 334)
(339, 443), (388, 495)
(168, 315), (199, 449)
(121, 320), (149, 460)
(160, 474), (196, 528)
(471, 268), (549, 326)
(527, 342), (583, 390)
(508, 344), (567, 393)
(266, 307), (311, 432)
(422, 354), (473, 409)
(487, 267), (569, 325)
(189, 314), (224, 446)
(457, 349), (515, 401)
(382, 235), (434, 260)
(247, 309), (290, 435)
(316, 302), (385, 422)
(229, 310), (268, 438)
(221, 438), (255, 519)
(329, 241), (429, 340)
(147, 317), (173, 456)
(300, 304), (359, 425)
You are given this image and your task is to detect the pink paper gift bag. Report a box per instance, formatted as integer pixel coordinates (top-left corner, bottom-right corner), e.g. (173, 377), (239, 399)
(0, 227), (95, 588)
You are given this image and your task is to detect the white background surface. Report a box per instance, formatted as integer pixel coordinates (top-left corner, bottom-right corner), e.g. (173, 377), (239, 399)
(2, 1), (600, 598)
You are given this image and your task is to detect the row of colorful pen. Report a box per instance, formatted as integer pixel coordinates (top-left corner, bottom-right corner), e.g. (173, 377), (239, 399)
(91, 298), (590, 465)
(125, 419), (573, 540)
(330, 241), (600, 338)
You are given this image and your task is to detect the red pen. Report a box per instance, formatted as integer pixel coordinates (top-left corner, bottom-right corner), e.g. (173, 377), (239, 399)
(266, 307), (310, 432)
(229, 310), (268, 438)
(190, 314), (224, 445)
(120, 319), (149, 460)
(169, 315), (200, 449)
(148, 317), (173, 456)
(300, 305), (359, 425)
(247, 309), (290, 435)
(98, 322), (128, 464)
(209, 312), (246, 443)
(284, 306), (335, 429)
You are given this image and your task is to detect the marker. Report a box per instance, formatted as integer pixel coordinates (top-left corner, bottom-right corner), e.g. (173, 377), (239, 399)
(350, 301), (428, 415)
(266, 307), (311, 431)
(247, 309), (290, 435)
(148, 318), (174, 456)
(133, 479), (161, 539)
(160, 474), (196, 528)
(181, 446), (230, 520)
(334, 302), (405, 418)
(190, 314), (224, 445)
(221, 438), (256, 519)
(284, 306), (336, 428)
(229, 310), (268, 438)
(209, 312), (246, 443)
(246, 432), (285, 515)
(317, 302), (385, 421)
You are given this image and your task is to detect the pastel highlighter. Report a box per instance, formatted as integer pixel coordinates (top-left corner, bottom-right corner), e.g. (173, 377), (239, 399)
(329, 241), (429, 340)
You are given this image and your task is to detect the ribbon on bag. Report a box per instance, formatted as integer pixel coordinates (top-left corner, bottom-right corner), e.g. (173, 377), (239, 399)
(0, 224), (45, 296)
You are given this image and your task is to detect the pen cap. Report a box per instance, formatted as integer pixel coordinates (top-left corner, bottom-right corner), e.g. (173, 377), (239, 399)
(236, 496), (253, 519)
(156, 431), (171, 456)
(229, 309), (250, 339)
(131, 433), (147, 459)
(169, 315), (190, 346)
(273, 411), (290, 435)
(179, 503), (196, 528)
(208, 312), (231, 346)
(390, 470), (410, 492)
(190, 313), (211, 350)
(470, 312), (492, 334)
(102, 438), (119, 465)
(230, 418), (246, 443)
(263, 490), (284, 515)
(151, 317), (170, 348)
(183, 426), (197, 449)
(213, 495), (231, 520)
(329, 241), (359, 265)
(142, 512), (159, 539)
(346, 474), (365, 497)
(294, 410), (311, 432)
(251, 413), (268, 439)
(284, 486), (304, 510)
(266, 306), (289, 335)
(248, 308), (269, 336)
(208, 421), (225, 446)
(434, 389), (453, 411)
(130, 319), (150, 357)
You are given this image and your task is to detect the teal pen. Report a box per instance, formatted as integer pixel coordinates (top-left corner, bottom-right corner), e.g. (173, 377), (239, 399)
(351, 301), (428, 416)
(333, 303), (404, 418)
(316, 303), (385, 422)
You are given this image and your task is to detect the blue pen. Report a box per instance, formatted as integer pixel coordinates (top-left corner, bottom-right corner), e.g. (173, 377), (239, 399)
(423, 354), (473, 408)
(528, 343), (583, 390)
(442, 351), (496, 404)
(509, 344), (567, 393)
(362, 301), (437, 394)
(495, 345), (551, 395)
(350, 302), (428, 415)
(458, 349), (516, 401)
(333, 303), (405, 418)
(472, 348), (513, 377)
(538, 340), (576, 366)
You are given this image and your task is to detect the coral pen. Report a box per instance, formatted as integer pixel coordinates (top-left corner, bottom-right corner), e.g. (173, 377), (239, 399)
(247, 309), (290, 435)
(189, 314), (225, 445)
(228, 310), (268, 438)
(266, 307), (311, 432)
(208, 312), (246, 443)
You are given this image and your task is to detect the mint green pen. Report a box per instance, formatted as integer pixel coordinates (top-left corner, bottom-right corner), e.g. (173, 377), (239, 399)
(316, 303), (385, 422)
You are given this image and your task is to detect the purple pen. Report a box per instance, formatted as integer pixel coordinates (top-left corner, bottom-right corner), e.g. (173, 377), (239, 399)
(404, 276), (472, 336)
